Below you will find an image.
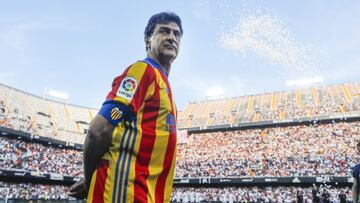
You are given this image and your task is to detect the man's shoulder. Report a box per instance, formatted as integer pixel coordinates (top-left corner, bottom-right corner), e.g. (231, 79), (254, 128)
(128, 60), (148, 69)
(112, 60), (156, 79)
(134, 60), (148, 66)
(128, 60), (156, 74)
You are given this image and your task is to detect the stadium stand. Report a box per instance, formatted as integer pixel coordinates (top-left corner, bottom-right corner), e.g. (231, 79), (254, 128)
(0, 181), (70, 200)
(0, 81), (359, 201)
(171, 186), (351, 202)
(0, 182), (352, 202)
(178, 82), (360, 128)
(0, 83), (93, 144)
(175, 122), (360, 177)
(1, 82), (359, 142)
(0, 136), (83, 177)
(2, 121), (359, 178)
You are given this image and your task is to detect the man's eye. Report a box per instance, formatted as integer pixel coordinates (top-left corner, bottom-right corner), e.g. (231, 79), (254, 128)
(160, 28), (169, 34)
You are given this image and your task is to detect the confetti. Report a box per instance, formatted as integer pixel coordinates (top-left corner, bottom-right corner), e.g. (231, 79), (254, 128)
(218, 13), (318, 72)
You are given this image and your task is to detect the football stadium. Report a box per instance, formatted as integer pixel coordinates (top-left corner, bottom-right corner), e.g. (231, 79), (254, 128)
(2, 1), (360, 203)
(0, 82), (359, 202)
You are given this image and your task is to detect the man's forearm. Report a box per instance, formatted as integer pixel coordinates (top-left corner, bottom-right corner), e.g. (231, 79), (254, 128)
(83, 116), (113, 189)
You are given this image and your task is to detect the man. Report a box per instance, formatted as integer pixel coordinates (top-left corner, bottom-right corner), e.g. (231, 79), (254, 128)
(296, 189), (303, 203)
(338, 189), (346, 203)
(312, 184), (320, 203)
(321, 187), (330, 203)
(69, 12), (183, 203)
(352, 141), (360, 202)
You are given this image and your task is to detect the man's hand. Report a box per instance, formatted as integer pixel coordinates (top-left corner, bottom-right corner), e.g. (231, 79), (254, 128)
(68, 179), (88, 199)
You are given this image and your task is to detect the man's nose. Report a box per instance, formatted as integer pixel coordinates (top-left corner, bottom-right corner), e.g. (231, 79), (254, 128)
(167, 31), (177, 41)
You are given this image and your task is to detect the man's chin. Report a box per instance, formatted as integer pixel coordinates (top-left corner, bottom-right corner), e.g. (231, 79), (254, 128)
(160, 52), (177, 60)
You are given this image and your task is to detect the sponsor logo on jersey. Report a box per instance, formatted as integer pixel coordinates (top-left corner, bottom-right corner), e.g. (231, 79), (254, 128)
(166, 113), (176, 132)
(116, 77), (138, 101)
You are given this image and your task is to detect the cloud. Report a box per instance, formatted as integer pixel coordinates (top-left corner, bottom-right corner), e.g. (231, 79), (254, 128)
(176, 75), (208, 94)
(0, 21), (47, 50)
(321, 62), (360, 82)
(175, 74), (248, 100)
(192, 0), (211, 20)
(227, 76), (247, 95)
(0, 71), (17, 86)
(206, 86), (225, 98)
(218, 13), (319, 72)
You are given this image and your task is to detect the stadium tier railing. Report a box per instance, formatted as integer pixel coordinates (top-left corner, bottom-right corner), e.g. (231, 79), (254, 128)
(179, 111), (360, 133)
(0, 126), (82, 151)
(0, 167), (353, 188)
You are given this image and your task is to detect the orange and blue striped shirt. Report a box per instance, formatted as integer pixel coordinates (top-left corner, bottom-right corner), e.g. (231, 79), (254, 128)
(87, 58), (177, 203)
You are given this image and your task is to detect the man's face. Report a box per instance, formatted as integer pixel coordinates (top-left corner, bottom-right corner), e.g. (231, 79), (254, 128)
(147, 22), (181, 61)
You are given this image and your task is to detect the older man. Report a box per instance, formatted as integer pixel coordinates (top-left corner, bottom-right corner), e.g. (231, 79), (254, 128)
(69, 12), (183, 203)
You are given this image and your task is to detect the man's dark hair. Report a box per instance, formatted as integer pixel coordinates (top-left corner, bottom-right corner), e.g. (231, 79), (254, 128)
(144, 12), (183, 38)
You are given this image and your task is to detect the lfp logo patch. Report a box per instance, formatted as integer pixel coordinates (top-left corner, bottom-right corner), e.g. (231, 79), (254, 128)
(116, 77), (138, 101)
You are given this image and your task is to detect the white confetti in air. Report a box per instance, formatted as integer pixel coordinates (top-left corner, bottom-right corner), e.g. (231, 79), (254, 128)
(218, 14), (317, 71)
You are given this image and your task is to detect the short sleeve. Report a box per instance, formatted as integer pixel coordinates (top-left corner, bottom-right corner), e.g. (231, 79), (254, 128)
(98, 61), (155, 126)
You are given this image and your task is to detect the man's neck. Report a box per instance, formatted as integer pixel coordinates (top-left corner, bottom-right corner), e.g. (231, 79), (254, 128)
(147, 53), (173, 75)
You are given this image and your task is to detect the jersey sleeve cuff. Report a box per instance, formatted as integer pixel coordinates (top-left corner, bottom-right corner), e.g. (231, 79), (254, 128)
(98, 100), (130, 126)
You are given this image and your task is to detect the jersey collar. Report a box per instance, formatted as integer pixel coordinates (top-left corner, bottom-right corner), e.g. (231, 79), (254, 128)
(143, 57), (168, 78)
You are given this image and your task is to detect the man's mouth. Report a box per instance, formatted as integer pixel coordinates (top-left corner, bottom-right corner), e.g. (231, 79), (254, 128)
(164, 44), (177, 50)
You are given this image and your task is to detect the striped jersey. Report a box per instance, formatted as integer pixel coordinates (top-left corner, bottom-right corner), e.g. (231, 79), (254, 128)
(87, 58), (177, 203)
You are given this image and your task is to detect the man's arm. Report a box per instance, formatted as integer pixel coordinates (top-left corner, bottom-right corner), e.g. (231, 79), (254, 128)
(353, 177), (358, 203)
(83, 114), (114, 189)
(69, 114), (114, 198)
(69, 62), (153, 199)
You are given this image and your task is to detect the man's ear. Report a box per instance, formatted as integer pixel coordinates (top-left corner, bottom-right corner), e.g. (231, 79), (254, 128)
(145, 36), (150, 50)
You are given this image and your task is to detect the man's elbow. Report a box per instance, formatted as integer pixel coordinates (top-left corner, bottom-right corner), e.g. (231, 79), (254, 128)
(86, 116), (114, 142)
(86, 127), (102, 141)
(87, 126), (111, 142)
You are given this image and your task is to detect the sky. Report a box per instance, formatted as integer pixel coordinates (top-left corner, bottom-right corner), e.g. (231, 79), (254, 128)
(1, 1), (360, 111)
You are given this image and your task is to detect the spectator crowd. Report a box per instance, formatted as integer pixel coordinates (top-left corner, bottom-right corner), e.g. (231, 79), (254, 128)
(1, 81), (360, 201)
(1, 121), (359, 178)
(171, 186), (351, 203)
(175, 121), (360, 177)
(2, 82), (360, 139)
(0, 181), (352, 202)
(0, 137), (83, 177)
(0, 181), (70, 200)
(178, 83), (360, 128)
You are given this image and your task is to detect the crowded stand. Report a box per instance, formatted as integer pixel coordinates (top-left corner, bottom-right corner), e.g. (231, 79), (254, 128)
(175, 121), (360, 177)
(171, 186), (351, 202)
(1, 121), (359, 178)
(0, 181), (69, 200)
(0, 181), (352, 202)
(179, 82), (360, 128)
(1, 82), (360, 142)
(0, 83), (95, 144)
(0, 136), (83, 177)
(0, 182), (352, 202)
(1, 82), (360, 201)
